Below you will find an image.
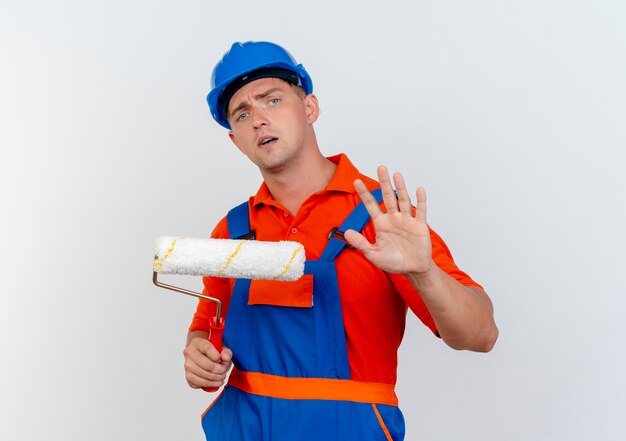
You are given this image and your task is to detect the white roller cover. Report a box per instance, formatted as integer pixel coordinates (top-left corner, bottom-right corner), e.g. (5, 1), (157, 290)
(153, 236), (305, 281)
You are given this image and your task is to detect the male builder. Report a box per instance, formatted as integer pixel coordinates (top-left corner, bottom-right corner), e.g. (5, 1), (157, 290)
(184, 41), (498, 440)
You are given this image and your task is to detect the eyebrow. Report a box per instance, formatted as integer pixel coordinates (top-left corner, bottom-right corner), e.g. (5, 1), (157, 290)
(228, 87), (283, 119)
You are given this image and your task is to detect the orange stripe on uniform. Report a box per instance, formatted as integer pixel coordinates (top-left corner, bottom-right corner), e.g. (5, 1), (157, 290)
(228, 368), (398, 406)
(201, 388), (225, 419)
(372, 403), (393, 441)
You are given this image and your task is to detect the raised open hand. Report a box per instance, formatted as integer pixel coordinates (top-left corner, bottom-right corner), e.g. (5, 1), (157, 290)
(344, 166), (433, 276)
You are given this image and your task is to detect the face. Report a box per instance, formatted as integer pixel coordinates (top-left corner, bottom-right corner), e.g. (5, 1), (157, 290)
(226, 77), (319, 172)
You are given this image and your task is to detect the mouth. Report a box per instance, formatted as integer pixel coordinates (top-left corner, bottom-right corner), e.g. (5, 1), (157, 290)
(258, 136), (278, 147)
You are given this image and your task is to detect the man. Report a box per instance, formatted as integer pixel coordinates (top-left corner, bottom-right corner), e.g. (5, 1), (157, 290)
(184, 41), (498, 440)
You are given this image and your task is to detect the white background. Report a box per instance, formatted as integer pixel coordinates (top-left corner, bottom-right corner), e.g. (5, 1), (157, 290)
(1, 1), (625, 440)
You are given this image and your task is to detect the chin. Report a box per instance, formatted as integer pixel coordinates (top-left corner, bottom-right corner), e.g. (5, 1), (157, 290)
(256, 152), (292, 172)
(259, 160), (288, 172)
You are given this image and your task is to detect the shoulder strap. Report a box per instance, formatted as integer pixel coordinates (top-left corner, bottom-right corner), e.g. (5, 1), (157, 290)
(226, 200), (255, 240)
(319, 188), (383, 262)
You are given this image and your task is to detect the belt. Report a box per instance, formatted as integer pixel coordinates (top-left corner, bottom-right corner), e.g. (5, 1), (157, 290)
(227, 368), (398, 406)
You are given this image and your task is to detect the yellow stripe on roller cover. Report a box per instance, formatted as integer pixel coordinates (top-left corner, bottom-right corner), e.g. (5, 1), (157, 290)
(153, 237), (183, 271)
(215, 241), (245, 277)
(273, 245), (304, 280)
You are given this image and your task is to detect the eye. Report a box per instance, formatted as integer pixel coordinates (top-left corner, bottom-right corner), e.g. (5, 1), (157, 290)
(236, 112), (250, 121)
(268, 98), (280, 105)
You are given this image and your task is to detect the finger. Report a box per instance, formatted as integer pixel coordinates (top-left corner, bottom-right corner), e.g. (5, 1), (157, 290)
(184, 357), (229, 383)
(185, 337), (222, 363)
(393, 172), (412, 215)
(185, 347), (230, 375)
(185, 370), (226, 389)
(183, 352), (229, 389)
(202, 339), (223, 362)
(354, 179), (383, 219)
(220, 346), (233, 363)
(377, 165), (398, 214)
(415, 187), (427, 223)
(186, 370), (209, 389)
(343, 229), (374, 252)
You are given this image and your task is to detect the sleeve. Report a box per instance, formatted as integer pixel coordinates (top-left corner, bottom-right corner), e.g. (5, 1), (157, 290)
(388, 227), (483, 337)
(188, 216), (236, 332)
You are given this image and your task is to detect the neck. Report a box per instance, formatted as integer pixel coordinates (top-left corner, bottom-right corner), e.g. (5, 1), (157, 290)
(261, 150), (336, 215)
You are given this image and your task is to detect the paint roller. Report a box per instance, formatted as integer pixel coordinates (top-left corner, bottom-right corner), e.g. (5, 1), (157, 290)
(152, 236), (306, 391)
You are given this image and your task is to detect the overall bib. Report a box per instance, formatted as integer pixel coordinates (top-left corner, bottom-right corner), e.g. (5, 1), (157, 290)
(202, 189), (405, 440)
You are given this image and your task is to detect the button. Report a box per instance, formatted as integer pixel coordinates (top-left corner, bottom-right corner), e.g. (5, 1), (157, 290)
(291, 228), (298, 234)
(284, 212), (289, 217)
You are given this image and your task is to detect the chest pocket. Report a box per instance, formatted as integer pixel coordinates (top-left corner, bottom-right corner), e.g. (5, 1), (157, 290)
(248, 275), (314, 308)
(226, 201), (314, 309)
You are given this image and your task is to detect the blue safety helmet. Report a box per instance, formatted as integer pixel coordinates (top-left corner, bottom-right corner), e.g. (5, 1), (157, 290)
(207, 41), (313, 129)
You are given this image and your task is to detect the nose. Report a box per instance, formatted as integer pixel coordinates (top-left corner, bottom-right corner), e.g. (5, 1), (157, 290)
(251, 106), (269, 130)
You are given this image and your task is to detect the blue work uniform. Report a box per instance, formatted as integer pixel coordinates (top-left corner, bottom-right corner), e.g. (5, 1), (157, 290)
(201, 189), (405, 440)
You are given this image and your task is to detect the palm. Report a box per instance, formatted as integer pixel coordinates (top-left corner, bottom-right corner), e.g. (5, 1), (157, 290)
(344, 167), (433, 275)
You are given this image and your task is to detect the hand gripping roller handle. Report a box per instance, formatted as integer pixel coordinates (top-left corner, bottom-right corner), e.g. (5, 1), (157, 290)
(152, 236), (306, 392)
(152, 271), (225, 392)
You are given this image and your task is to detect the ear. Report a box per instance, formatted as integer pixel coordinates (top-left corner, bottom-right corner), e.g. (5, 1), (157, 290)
(228, 131), (243, 153)
(303, 93), (320, 124)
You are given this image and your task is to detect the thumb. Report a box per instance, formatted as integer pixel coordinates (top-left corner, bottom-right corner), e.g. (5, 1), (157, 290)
(344, 229), (373, 253)
(220, 346), (233, 363)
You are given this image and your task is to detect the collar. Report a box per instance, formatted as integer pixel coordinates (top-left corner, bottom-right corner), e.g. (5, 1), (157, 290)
(252, 153), (360, 207)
